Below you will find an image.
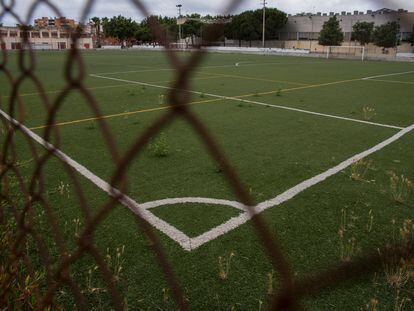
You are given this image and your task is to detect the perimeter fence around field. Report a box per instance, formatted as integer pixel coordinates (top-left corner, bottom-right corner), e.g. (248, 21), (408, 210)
(0, 0), (413, 310)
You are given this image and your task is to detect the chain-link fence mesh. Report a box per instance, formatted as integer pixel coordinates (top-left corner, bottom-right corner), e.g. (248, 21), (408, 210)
(0, 0), (413, 310)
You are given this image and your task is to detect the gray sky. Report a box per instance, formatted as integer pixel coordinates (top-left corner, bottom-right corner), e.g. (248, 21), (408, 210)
(1, 0), (413, 25)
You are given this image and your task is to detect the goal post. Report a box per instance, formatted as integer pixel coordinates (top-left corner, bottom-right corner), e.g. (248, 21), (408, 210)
(326, 46), (365, 61)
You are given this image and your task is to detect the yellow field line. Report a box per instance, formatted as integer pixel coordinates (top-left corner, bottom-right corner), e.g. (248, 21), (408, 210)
(28, 77), (363, 131)
(1, 76), (221, 99)
(364, 79), (414, 85)
(198, 71), (309, 86)
(28, 97), (222, 131)
(1, 83), (137, 99)
(237, 78), (363, 98)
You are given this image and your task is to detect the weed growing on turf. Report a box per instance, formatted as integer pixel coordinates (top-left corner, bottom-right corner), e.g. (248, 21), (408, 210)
(363, 106), (376, 121)
(148, 132), (169, 157)
(200, 92), (205, 98)
(105, 246), (125, 282)
(158, 94), (166, 105)
(57, 181), (70, 198)
(85, 123), (95, 130)
(275, 89), (282, 97)
(267, 270), (275, 296)
(389, 172), (414, 205)
(338, 209), (358, 262)
(218, 252), (235, 280)
(162, 288), (170, 304)
(366, 298), (379, 311)
(258, 300), (264, 311)
(366, 209), (374, 233)
(350, 159), (373, 181)
(377, 219), (414, 309)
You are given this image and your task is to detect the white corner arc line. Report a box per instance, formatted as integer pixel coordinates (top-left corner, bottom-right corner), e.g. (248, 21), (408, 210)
(90, 74), (404, 130)
(362, 70), (414, 80)
(1, 108), (413, 251)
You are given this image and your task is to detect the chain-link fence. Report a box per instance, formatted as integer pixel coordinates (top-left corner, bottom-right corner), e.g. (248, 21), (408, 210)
(0, 0), (413, 310)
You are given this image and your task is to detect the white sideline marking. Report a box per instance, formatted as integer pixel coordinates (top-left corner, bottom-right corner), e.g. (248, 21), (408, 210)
(90, 74), (404, 130)
(92, 61), (333, 76)
(1, 107), (413, 251)
(362, 70), (414, 80)
(0, 109), (192, 251)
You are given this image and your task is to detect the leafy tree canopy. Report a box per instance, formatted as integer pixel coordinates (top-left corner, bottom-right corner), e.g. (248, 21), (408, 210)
(225, 8), (287, 41)
(352, 21), (374, 46)
(318, 16), (344, 46)
(372, 21), (400, 48)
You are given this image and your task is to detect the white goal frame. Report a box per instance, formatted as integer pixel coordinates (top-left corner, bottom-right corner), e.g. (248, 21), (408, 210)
(326, 46), (365, 61)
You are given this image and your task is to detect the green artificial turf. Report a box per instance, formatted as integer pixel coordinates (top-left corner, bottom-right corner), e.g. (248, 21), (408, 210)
(1, 50), (413, 310)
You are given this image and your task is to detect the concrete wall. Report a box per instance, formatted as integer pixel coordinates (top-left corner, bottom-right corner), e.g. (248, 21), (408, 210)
(282, 10), (414, 41)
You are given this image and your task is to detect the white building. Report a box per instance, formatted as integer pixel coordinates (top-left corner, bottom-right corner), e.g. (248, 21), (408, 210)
(280, 8), (414, 42)
(0, 26), (93, 50)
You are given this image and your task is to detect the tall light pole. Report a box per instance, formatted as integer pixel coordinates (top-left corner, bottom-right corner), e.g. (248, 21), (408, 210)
(176, 4), (182, 42)
(262, 0), (267, 48)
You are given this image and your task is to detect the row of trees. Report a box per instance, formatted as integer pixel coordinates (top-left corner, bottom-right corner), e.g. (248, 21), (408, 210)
(91, 14), (218, 46)
(91, 9), (288, 46)
(319, 16), (402, 48)
(91, 12), (409, 49)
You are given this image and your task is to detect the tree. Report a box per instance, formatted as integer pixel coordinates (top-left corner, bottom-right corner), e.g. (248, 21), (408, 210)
(352, 21), (374, 46)
(182, 14), (203, 39)
(103, 15), (139, 43)
(318, 16), (344, 46)
(91, 17), (101, 47)
(225, 8), (287, 46)
(372, 21), (400, 48)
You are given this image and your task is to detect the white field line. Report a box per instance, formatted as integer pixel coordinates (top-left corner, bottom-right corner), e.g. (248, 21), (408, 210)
(1, 107), (413, 251)
(189, 123), (414, 249)
(362, 70), (414, 80)
(364, 79), (414, 85)
(90, 74), (404, 130)
(0, 109), (192, 251)
(92, 61), (334, 76)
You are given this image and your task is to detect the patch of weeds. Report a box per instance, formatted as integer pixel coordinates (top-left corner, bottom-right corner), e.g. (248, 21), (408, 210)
(267, 270), (275, 296)
(85, 123), (95, 130)
(57, 181), (71, 198)
(127, 90), (136, 96)
(148, 132), (169, 157)
(158, 94), (166, 106)
(200, 92), (205, 98)
(338, 208), (359, 262)
(237, 103), (244, 108)
(218, 251), (235, 280)
(363, 106), (376, 121)
(389, 172), (414, 205)
(275, 89), (282, 97)
(350, 159), (374, 182)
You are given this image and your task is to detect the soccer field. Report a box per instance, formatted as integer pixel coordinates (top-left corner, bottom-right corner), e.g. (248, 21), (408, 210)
(1, 50), (414, 309)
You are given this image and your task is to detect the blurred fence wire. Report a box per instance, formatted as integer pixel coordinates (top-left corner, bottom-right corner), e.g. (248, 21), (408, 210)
(0, 0), (413, 310)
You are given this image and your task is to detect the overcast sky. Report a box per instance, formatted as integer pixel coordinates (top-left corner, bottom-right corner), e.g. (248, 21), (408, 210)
(1, 0), (413, 25)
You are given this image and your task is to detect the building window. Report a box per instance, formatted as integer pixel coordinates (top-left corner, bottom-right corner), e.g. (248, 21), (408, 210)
(31, 32), (40, 38)
(42, 32), (49, 38)
(59, 42), (66, 49)
(51, 32), (58, 38)
(9, 32), (18, 37)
